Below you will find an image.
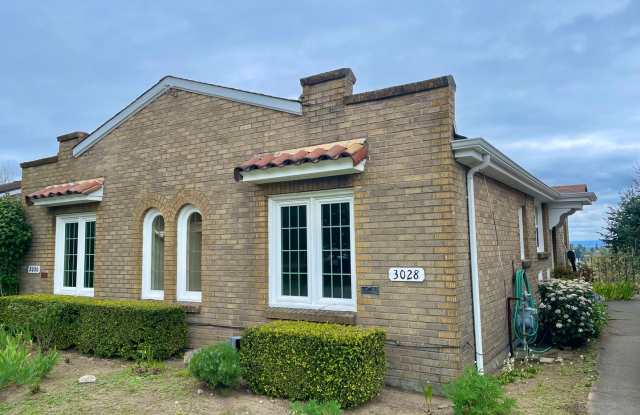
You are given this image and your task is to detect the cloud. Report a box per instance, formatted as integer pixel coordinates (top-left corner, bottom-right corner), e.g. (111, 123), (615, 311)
(1, 1), (638, 240)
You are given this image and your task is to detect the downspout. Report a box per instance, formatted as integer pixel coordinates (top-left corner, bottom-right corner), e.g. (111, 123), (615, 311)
(466, 154), (491, 373)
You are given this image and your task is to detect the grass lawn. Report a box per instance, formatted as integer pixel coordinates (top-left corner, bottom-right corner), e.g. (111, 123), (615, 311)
(504, 341), (599, 415)
(0, 344), (598, 415)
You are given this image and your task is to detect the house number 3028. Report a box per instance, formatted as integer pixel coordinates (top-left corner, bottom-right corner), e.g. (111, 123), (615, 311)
(388, 267), (425, 282)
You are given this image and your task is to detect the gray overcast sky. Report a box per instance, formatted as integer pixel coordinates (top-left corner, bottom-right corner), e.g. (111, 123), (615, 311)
(1, 1), (638, 240)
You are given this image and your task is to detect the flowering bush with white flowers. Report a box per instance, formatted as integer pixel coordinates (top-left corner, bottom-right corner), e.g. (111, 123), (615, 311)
(538, 279), (604, 347)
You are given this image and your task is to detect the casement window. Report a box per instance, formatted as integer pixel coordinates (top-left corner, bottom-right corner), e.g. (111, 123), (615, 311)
(54, 214), (96, 296)
(517, 207), (526, 260)
(268, 189), (356, 311)
(177, 205), (202, 302)
(534, 201), (545, 253)
(142, 209), (165, 300)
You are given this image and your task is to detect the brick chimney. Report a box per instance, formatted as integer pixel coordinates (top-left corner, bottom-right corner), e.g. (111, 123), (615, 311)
(57, 131), (88, 160)
(299, 68), (356, 114)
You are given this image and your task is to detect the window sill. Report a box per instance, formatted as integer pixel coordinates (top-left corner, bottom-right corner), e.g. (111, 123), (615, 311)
(176, 302), (201, 314)
(265, 307), (356, 325)
(537, 252), (550, 260)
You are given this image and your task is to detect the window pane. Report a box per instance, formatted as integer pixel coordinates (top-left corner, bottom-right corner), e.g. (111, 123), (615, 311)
(321, 202), (352, 299)
(63, 222), (78, 288)
(280, 205), (308, 297)
(187, 212), (202, 292)
(151, 215), (164, 291)
(83, 221), (96, 289)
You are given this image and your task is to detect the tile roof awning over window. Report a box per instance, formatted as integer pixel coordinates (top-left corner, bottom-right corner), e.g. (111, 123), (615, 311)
(26, 178), (104, 207)
(234, 139), (368, 184)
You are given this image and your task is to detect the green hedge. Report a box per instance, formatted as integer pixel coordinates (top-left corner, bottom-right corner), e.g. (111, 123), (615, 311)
(0, 294), (187, 360)
(239, 321), (386, 408)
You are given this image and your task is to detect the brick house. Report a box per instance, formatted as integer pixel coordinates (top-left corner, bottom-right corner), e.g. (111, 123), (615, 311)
(18, 68), (595, 390)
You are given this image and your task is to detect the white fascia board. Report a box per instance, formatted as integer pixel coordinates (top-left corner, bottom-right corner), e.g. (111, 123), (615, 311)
(452, 138), (560, 202)
(240, 159), (366, 184)
(31, 188), (103, 207)
(73, 76), (302, 157)
(0, 189), (21, 196)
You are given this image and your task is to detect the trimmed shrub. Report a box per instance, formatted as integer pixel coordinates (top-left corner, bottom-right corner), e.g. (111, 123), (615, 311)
(239, 321), (386, 408)
(0, 197), (31, 295)
(0, 294), (187, 360)
(444, 366), (517, 415)
(538, 279), (602, 347)
(188, 342), (241, 388)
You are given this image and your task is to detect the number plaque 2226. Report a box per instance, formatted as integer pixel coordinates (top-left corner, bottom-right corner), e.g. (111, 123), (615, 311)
(388, 267), (425, 282)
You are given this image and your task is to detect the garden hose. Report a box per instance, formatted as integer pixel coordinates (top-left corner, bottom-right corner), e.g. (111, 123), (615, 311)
(512, 268), (551, 354)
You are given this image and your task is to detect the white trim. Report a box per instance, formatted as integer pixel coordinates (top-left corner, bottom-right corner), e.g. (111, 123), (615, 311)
(0, 188), (21, 197)
(54, 213), (96, 297)
(176, 205), (202, 303)
(240, 159), (366, 184)
(517, 206), (526, 260)
(31, 188), (103, 207)
(141, 209), (164, 300)
(268, 189), (357, 312)
(534, 201), (545, 253)
(73, 76), (302, 157)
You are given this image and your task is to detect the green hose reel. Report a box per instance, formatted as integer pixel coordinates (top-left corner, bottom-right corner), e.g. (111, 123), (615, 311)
(512, 268), (541, 351)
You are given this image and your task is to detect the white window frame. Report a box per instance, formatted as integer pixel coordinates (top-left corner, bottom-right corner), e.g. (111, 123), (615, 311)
(517, 206), (526, 260)
(534, 201), (545, 253)
(141, 208), (164, 300)
(268, 189), (356, 312)
(176, 205), (202, 303)
(54, 213), (96, 297)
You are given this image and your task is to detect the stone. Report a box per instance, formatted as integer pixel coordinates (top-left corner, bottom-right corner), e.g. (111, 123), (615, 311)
(555, 357), (564, 363)
(78, 375), (96, 384)
(197, 389), (203, 395)
(539, 357), (555, 364)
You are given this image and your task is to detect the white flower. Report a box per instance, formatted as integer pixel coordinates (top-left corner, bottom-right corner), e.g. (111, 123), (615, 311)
(563, 314), (569, 319)
(578, 328), (583, 333)
(555, 309), (561, 314)
(556, 323), (563, 328)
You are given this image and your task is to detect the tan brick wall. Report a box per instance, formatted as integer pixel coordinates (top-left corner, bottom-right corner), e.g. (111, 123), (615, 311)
(453, 169), (554, 373)
(20, 72), (464, 390)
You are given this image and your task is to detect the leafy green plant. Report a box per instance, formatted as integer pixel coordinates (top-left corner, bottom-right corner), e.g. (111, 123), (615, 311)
(0, 197), (31, 295)
(443, 367), (516, 415)
(593, 280), (637, 300)
(240, 321), (385, 408)
(497, 355), (540, 385)
(188, 342), (241, 389)
(538, 279), (602, 347)
(423, 384), (433, 414)
(591, 302), (608, 337)
(0, 294), (188, 360)
(0, 329), (58, 389)
(551, 266), (575, 280)
(289, 400), (342, 415)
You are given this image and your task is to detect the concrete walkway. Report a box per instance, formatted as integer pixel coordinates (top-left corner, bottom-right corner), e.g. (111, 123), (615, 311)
(590, 296), (640, 414)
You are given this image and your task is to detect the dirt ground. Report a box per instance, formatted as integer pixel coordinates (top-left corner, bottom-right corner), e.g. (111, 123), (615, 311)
(0, 344), (597, 415)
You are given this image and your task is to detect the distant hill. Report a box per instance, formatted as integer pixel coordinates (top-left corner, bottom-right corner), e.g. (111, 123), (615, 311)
(571, 240), (604, 249)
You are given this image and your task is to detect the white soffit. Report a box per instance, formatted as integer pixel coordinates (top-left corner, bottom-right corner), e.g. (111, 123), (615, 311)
(31, 188), (103, 207)
(240, 159), (366, 184)
(73, 76), (303, 157)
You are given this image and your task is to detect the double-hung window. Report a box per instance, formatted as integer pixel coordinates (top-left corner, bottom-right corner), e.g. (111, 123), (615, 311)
(268, 189), (356, 311)
(54, 214), (96, 296)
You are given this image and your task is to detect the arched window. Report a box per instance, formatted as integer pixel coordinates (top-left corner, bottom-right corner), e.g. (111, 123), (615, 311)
(142, 209), (165, 300)
(177, 205), (202, 302)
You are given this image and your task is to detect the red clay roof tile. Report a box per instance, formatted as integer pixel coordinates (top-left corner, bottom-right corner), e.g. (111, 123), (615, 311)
(234, 139), (368, 181)
(26, 178), (104, 204)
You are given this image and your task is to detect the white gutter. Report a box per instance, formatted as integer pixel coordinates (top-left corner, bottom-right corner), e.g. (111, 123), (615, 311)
(466, 153), (491, 374)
